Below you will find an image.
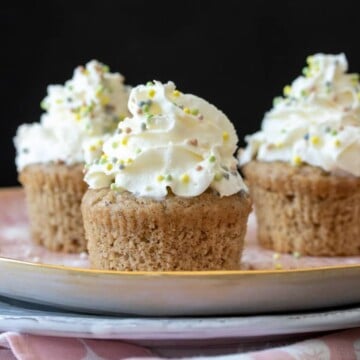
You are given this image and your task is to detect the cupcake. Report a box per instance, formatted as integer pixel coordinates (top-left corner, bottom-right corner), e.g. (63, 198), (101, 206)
(240, 53), (360, 256)
(82, 81), (251, 271)
(14, 60), (131, 252)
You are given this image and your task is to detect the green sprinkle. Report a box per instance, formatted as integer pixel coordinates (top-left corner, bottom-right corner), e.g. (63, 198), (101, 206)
(214, 173), (223, 181)
(273, 97), (282, 107)
(136, 148), (142, 154)
(302, 67), (310, 77)
(102, 65), (110, 73)
(112, 142), (119, 149)
(110, 183), (117, 191)
(146, 81), (154, 86)
(166, 174), (173, 181)
(40, 100), (48, 110)
(301, 89), (309, 97)
(331, 129), (338, 136)
(209, 155), (216, 163)
(191, 108), (199, 116)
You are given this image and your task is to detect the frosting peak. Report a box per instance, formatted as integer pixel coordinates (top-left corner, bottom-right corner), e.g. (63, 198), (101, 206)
(14, 60), (131, 170)
(84, 81), (247, 198)
(240, 53), (360, 176)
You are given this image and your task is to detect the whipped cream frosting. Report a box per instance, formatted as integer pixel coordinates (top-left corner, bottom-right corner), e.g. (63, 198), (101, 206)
(14, 60), (131, 170)
(84, 81), (247, 198)
(240, 53), (360, 176)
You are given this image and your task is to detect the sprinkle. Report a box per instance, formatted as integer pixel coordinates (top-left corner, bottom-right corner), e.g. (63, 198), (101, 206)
(214, 173), (223, 181)
(136, 148), (142, 154)
(126, 158), (133, 164)
(180, 173), (190, 184)
(302, 67), (310, 77)
(223, 173), (230, 180)
(157, 175), (164, 182)
(292, 155), (302, 166)
(303, 133), (309, 140)
(222, 131), (229, 141)
(293, 251), (301, 259)
(96, 85), (105, 96)
(196, 165), (203, 171)
(306, 55), (314, 65)
(273, 97), (282, 106)
(137, 108), (143, 114)
(351, 74), (359, 84)
(183, 107), (191, 114)
(191, 108), (199, 116)
(125, 127), (132, 134)
(198, 115), (204, 121)
(112, 142), (119, 149)
(274, 263), (283, 270)
(301, 89), (309, 97)
(119, 164), (125, 170)
(110, 183), (117, 191)
(166, 174), (172, 181)
(116, 128), (123, 134)
(148, 89), (156, 98)
(172, 90), (181, 97)
(310, 135), (320, 146)
(334, 139), (341, 147)
(121, 137), (128, 146)
(330, 129), (338, 136)
(209, 155), (216, 163)
(99, 95), (110, 106)
(75, 113), (81, 121)
(102, 65), (110, 73)
(22, 148), (29, 154)
(89, 145), (97, 152)
(273, 253), (280, 260)
(146, 81), (154, 86)
(283, 85), (292, 97)
(141, 123), (147, 131)
(187, 138), (198, 146)
(145, 186), (152, 191)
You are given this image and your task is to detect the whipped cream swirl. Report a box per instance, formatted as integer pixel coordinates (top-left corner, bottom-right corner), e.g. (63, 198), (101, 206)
(14, 60), (131, 170)
(240, 53), (360, 176)
(85, 81), (247, 198)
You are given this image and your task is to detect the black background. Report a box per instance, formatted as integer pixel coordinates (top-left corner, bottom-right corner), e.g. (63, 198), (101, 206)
(1, 0), (359, 186)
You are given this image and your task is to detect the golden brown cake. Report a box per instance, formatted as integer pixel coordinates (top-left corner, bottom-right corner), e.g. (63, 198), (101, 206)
(82, 189), (251, 271)
(82, 81), (251, 270)
(19, 163), (88, 252)
(240, 53), (360, 256)
(243, 161), (360, 256)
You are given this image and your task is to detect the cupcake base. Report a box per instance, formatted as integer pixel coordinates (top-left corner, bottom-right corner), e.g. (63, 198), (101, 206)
(19, 163), (88, 253)
(81, 189), (252, 271)
(242, 161), (360, 256)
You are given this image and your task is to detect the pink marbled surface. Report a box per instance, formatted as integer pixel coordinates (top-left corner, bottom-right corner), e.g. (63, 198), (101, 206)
(1, 188), (360, 271)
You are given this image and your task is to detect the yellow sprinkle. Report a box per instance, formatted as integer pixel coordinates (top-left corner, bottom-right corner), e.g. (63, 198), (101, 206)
(106, 163), (113, 171)
(183, 107), (191, 114)
(100, 154), (108, 161)
(121, 137), (128, 146)
(310, 135), (320, 146)
(273, 253), (280, 260)
(97, 140), (104, 146)
(75, 113), (81, 121)
(89, 145), (97, 152)
(126, 158), (133, 164)
(112, 142), (119, 149)
(275, 263), (283, 270)
(156, 175), (164, 182)
(222, 131), (229, 141)
(357, 92), (360, 100)
(180, 173), (190, 184)
(172, 90), (181, 97)
(117, 159), (125, 165)
(292, 155), (302, 166)
(148, 89), (156, 98)
(283, 85), (292, 97)
(334, 139), (341, 147)
(306, 55), (314, 65)
(99, 94), (110, 106)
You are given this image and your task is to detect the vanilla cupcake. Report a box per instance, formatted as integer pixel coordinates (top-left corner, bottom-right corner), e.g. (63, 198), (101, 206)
(82, 81), (251, 271)
(14, 60), (131, 252)
(240, 53), (360, 256)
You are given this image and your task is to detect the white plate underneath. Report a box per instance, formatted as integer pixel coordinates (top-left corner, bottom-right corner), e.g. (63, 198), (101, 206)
(0, 296), (359, 342)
